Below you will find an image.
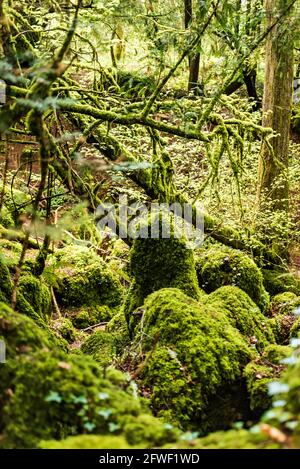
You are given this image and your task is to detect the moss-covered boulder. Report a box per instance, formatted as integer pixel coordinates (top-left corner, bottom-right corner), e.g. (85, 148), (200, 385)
(0, 255), (13, 299)
(166, 428), (280, 449)
(106, 311), (131, 353)
(205, 286), (275, 349)
(269, 292), (300, 316)
(195, 246), (269, 312)
(40, 435), (132, 449)
(0, 256), (50, 328)
(243, 359), (282, 414)
(18, 274), (51, 319)
(124, 214), (201, 332)
(81, 330), (116, 367)
(267, 292), (300, 344)
(40, 415), (179, 448)
(0, 302), (54, 361)
(51, 246), (123, 308)
(262, 269), (300, 297)
(128, 288), (256, 431)
(1, 352), (140, 448)
(71, 305), (113, 329)
(51, 318), (76, 343)
(290, 318), (300, 339)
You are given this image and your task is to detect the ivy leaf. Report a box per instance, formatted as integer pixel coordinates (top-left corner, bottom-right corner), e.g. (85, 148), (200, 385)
(98, 408), (113, 419)
(72, 395), (88, 404)
(108, 422), (120, 433)
(45, 391), (62, 403)
(83, 422), (96, 432)
(98, 392), (109, 400)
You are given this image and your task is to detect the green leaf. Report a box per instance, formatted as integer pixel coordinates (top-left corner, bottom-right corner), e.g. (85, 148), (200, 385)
(45, 391), (62, 403)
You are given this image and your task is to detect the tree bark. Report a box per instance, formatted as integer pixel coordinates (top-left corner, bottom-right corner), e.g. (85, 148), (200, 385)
(257, 0), (294, 211)
(184, 0), (201, 93)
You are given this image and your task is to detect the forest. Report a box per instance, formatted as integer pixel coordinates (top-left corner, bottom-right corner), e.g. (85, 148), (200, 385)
(1, 0), (300, 452)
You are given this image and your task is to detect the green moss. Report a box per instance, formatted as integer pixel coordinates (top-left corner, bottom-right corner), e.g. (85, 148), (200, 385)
(107, 311), (131, 352)
(72, 305), (113, 329)
(1, 340), (179, 449)
(268, 314), (297, 345)
(195, 246), (269, 312)
(205, 286), (275, 349)
(167, 428), (279, 449)
(39, 435), (132, 449)
(123, 414), (179, 446)
(263, 344), (292, 364)
(0, 302), (52, 360)
(262, 269), (300, 296)
(243, 360), (279, 414)
(269, 292), (300, 316)
(0, 207), (14, 228)
(18, 274), (51, 319)
(81, 330), (116, 367)
(52, 246), (123, 308)
(0, 239), (22, 269)
(51, 318), (76, 343)
(125, 214), (201, 333)
(0, 349), (150, 448)
(130, 236), (200, 301)
(0, 255), (13, 299)
(3, 186), (31, 224)
(128, 288), (256, 431)
(290, 318), (300, 338)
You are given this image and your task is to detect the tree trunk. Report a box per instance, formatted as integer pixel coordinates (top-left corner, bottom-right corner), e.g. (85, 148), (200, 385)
(184, 0), (200, 93)
(257, 0), (294, 211)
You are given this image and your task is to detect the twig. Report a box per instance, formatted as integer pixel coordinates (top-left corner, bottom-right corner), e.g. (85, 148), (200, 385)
(81, 322), (108, 332)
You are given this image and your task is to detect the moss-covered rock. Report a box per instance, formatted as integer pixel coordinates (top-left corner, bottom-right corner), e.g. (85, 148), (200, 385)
(205, 286), (275, 349)
(128, 288), (256, 431)
(81, 330), (116, 367)
(0, 255), (13, 299)
(71, 305), (113, 329)
(290, 318), (300, 338)
(1, 350), (148, 448)
(267, 294), (300, 345)
(0, 257), (49, 328)
(124, 214), (201, 332)
(243, 359), (283, 414)
(106, 311), (131, 353)
(18, 274), (51, 319)
(0, 302), (67, 373)
(268, 315), (296, 345)
(263, 344), (292, 364)
(0, 302), (53, 360)
(262, 269), (300, 296)
(130, 236), (200, 301)
(39, 434), (132, 449)
(1, 340), (179, 449)
(51, 246), (123, 309)
(269, 292), (300, 315)
(51, 318), (76, 343)
(123, 414), (179, 446)
(166, 428), (280, 449)
(195, 246), (269, 312)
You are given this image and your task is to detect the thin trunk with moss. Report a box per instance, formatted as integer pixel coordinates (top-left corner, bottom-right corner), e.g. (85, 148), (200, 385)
(257, 0), (294, 211)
